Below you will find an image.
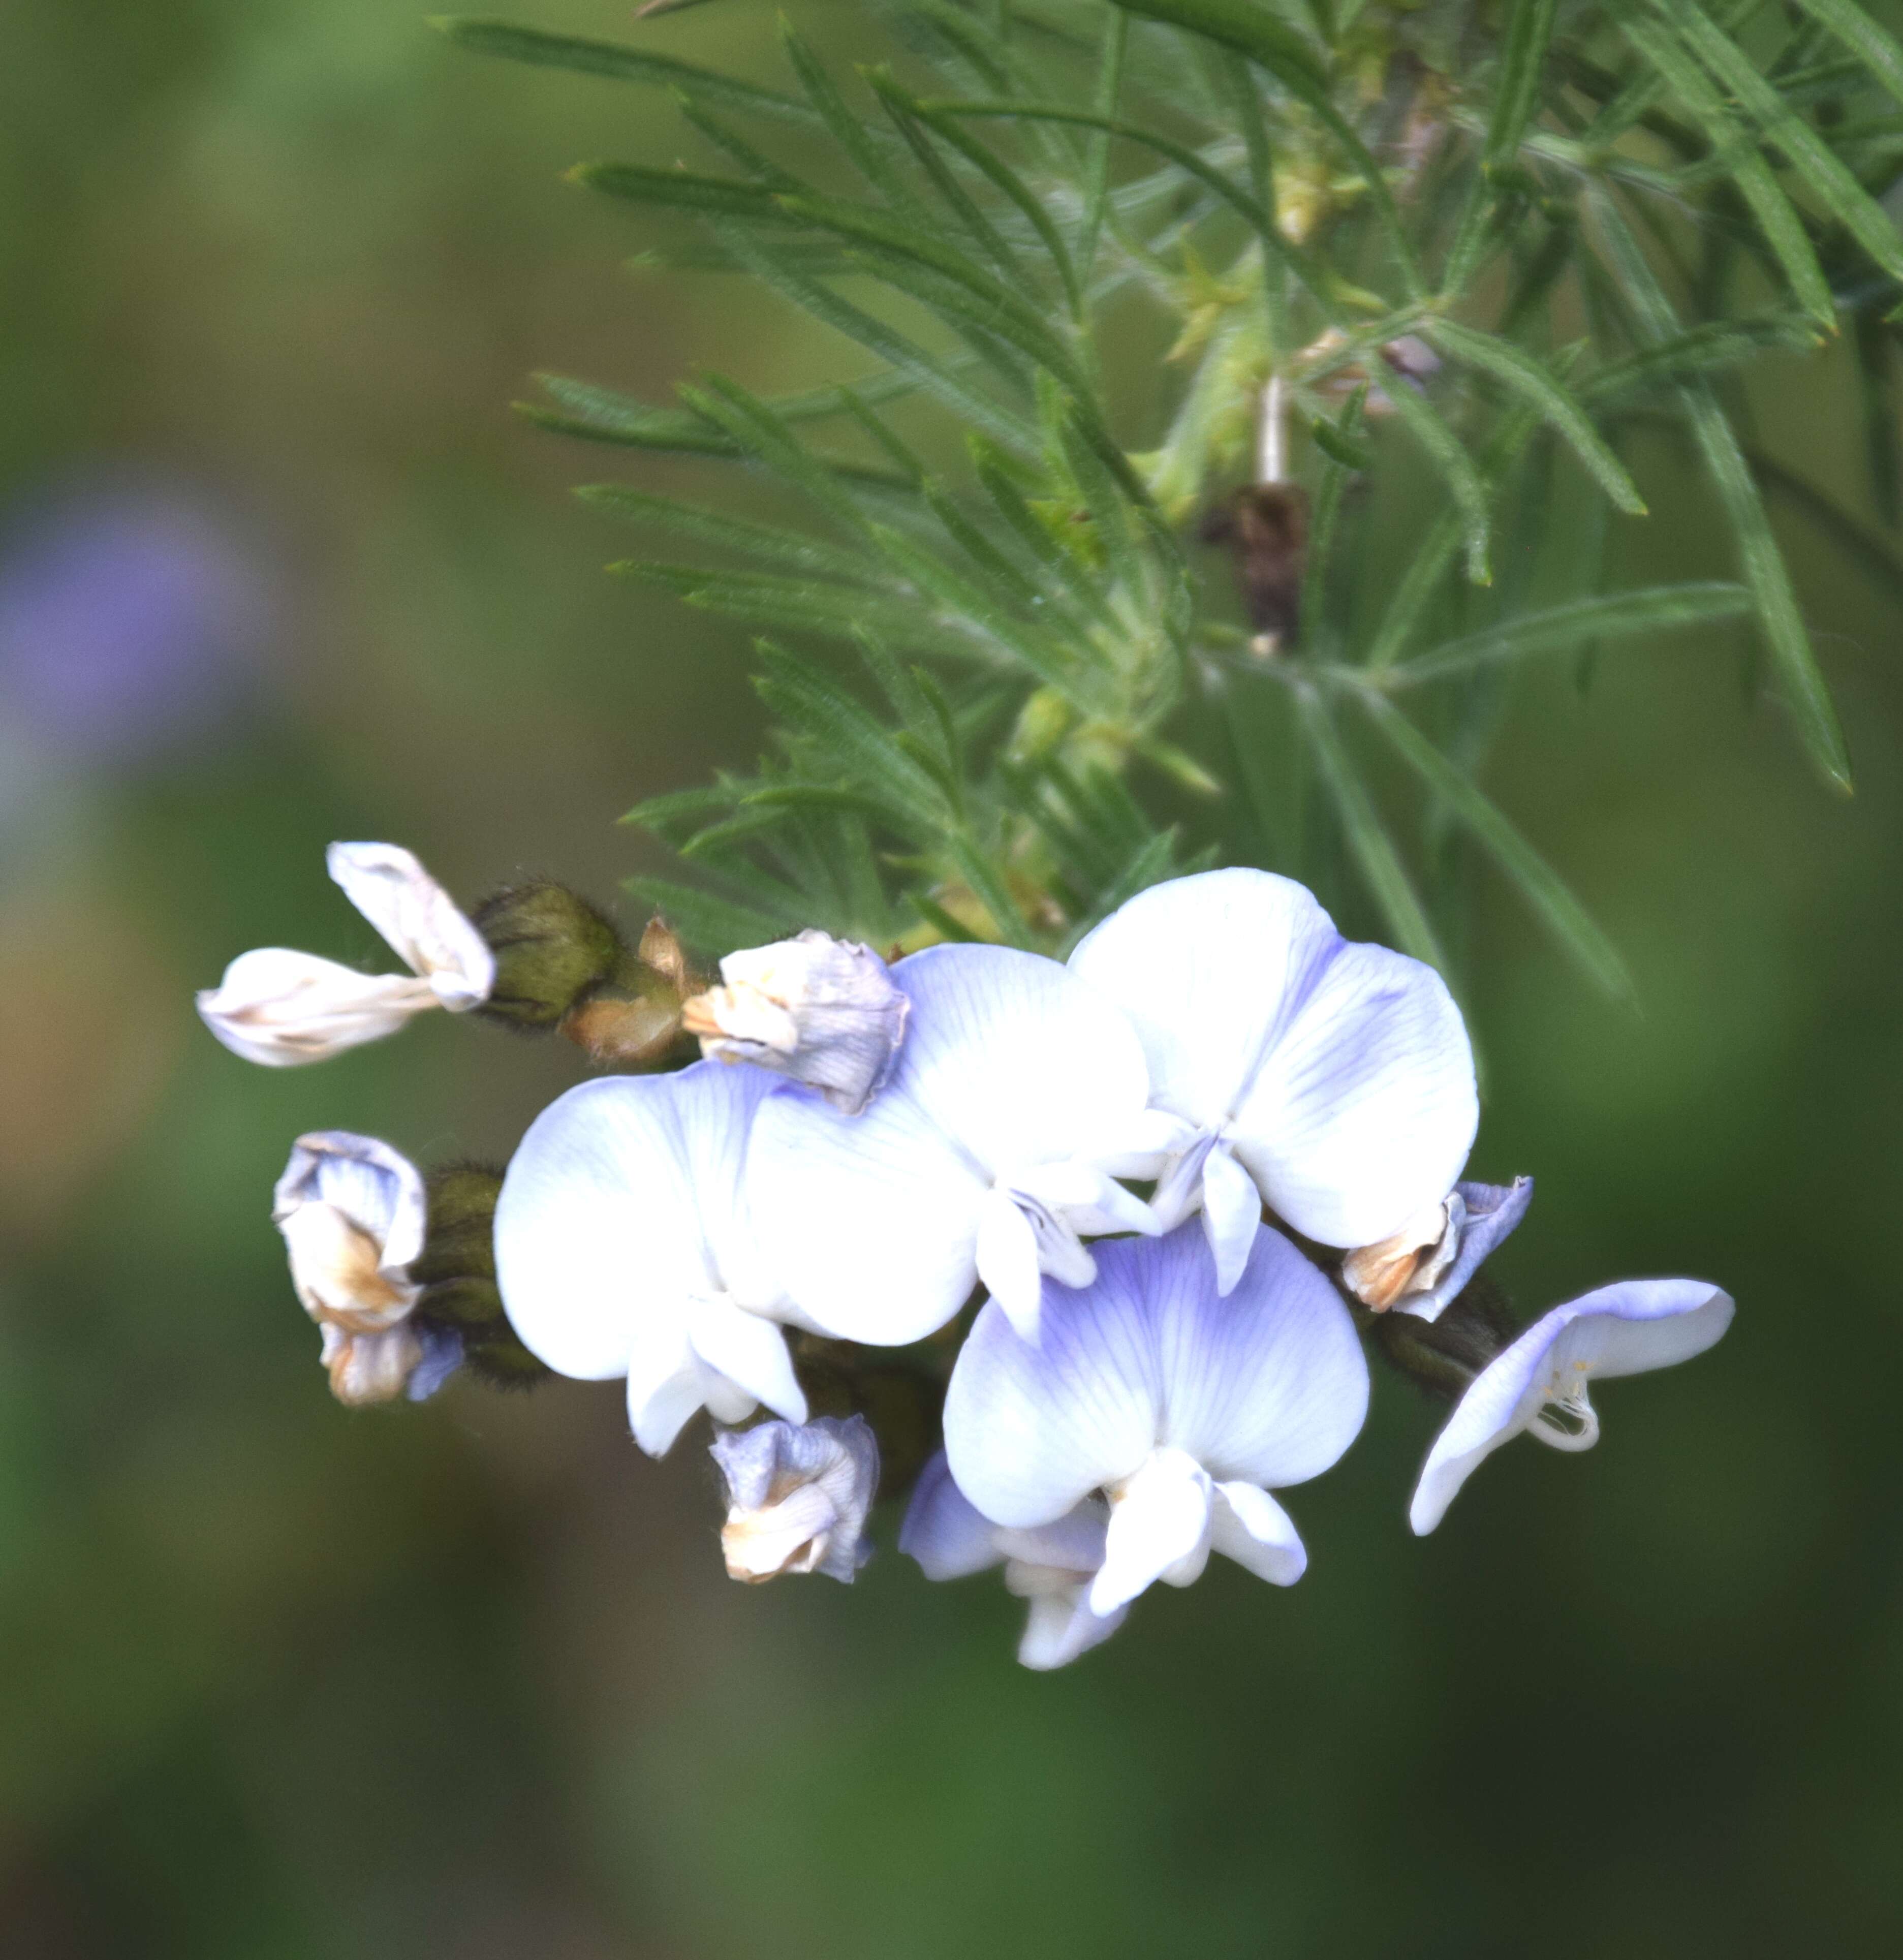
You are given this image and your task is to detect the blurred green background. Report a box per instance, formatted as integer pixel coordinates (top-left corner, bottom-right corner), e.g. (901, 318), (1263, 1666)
(3, 2), (1901, 1954)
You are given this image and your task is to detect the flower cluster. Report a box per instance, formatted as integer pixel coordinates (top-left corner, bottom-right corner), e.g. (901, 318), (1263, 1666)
(207, 854), (1734, 1668)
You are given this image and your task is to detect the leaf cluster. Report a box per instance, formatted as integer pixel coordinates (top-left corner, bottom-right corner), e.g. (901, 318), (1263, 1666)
(436, 0), (1903, 992)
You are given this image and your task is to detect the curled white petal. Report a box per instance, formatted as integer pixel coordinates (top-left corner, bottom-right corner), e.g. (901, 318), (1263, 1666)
(684, 930), (908, 1114)
(1400, 1177), (1535, 1323)
(1199, 1142), (1262, 1296)
(1409, 1278), (1735, 1535)
(1209, 1480), (1305, 1586)
(327, 842), (494, 1010)
(321, 1321), (423, 1406)
(199, 949), (440, 1067)
(711, 1414), (878, 1584)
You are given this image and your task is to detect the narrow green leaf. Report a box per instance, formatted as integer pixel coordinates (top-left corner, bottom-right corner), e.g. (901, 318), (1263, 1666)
(1614, 10), (1836, 327)
(620, 783), (738, 830)
(866, 73), (1027, 291)
(1216, 51), (1289, 352)
(919, 99), (1342, 321)
(1592, 193), (1852, 791)
(907, 889), (983, 942)
(1362, 394), (1549, 668)
(613, 559), (932, 639)
(1654, 0), (1903, 286)
(1787, 0), (1903, 110)
(778, 20), (921, 211)
(1583, 312), (1826, 404)
(569, 160), (796, 224)
(755, 644), (952, 817)
(771, 191), (1087, 389)
(1300, 384), (1368, 649)
(1111, 0), (1424, 295)
(711, 226), (1039, 459)
(1079, 10), (1130, 289)
(908, 100), (1083, 320)
(947, 833), (1035, 948)
(1355, 688), (1631, 997)
(1486, 0), (1561, 172)
(1297, 686), (1447, 969)
(1386, 583), (1752, 684)
(577, 485), (881, 582)
(432, 18), (820, 128)
(624, 877), (801, 955)
(1427, 320), (1647, 515)
(522, 376), (736, 455)
(1375, 369), (1493, 583)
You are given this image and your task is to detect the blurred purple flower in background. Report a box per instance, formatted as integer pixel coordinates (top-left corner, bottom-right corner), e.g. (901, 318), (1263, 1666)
(0, 474), (273, 768)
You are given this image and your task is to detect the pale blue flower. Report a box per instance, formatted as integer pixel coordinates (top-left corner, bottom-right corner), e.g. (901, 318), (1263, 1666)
(1069, 868), (1477, 1295)
(711, 1415), (879, 1583)
(943, 1222), (1367, 1617)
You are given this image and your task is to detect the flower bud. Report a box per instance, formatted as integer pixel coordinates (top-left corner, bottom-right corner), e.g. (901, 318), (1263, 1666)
(709, 1414), (879, 1584)
(470, 880), (623, 1029)
(682, 930), (908, 1114)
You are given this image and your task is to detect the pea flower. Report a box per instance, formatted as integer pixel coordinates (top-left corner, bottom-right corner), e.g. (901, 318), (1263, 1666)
(745, 944), (1164, 1344)
(944, 1222), (1367, 1617)
(1068, 868), (1477, 1295)
(493, 1062), (816, 1455)
(1409, 1278), (1735, 1535)
(199, 842), (494, 1066)
(1342, 1176), (1534, 1319)
(901, 1451), (1127, 1670)
(272, 1131), (462, 1406)
(682, 929), (909, 1114)
(710, 1414), (879, 1583)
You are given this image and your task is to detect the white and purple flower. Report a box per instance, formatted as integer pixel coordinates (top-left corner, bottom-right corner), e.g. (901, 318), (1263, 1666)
(1068, 868), (1478, 1295)
(944, 1221), (1368, 1617)
(711, 1415), (880, 1583)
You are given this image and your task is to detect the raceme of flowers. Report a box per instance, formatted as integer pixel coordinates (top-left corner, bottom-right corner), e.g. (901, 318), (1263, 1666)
(206, 851), (1736, 1669)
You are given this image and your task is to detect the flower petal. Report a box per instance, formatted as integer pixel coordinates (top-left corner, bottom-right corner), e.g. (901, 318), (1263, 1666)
(1230, 938), (1477, 1248)
(494, 1067), (763, 1383)
(198, 949), (436, 1066)
(686, 1295), (807, 1427)
(327, 841), (494, 1008)
(1069, 868), (1340, 1131)
(944, 1245), (1160, 1529)
(1200, 1141), (1263, 1296)
(1014, 1583), (1127, 1670)
(976, 1189), (1053, 1340)
(1209, 1480), (1306, 1586)
(1402, 1176), (1535, 1323)
(899, 1452), (1007, 1581)
(1090, 1449), (1213, 1615)
(1408, 1278), (1734, 1535)
(274, 1131), (428, 1270)
(889, 944), (1153, 1177)
(1147, 1225), (1370, 1489)
(626, 1344), (712, 1457)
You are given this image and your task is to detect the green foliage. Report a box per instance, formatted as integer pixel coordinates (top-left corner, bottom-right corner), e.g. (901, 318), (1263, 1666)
(440, 0), (1903, 984)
